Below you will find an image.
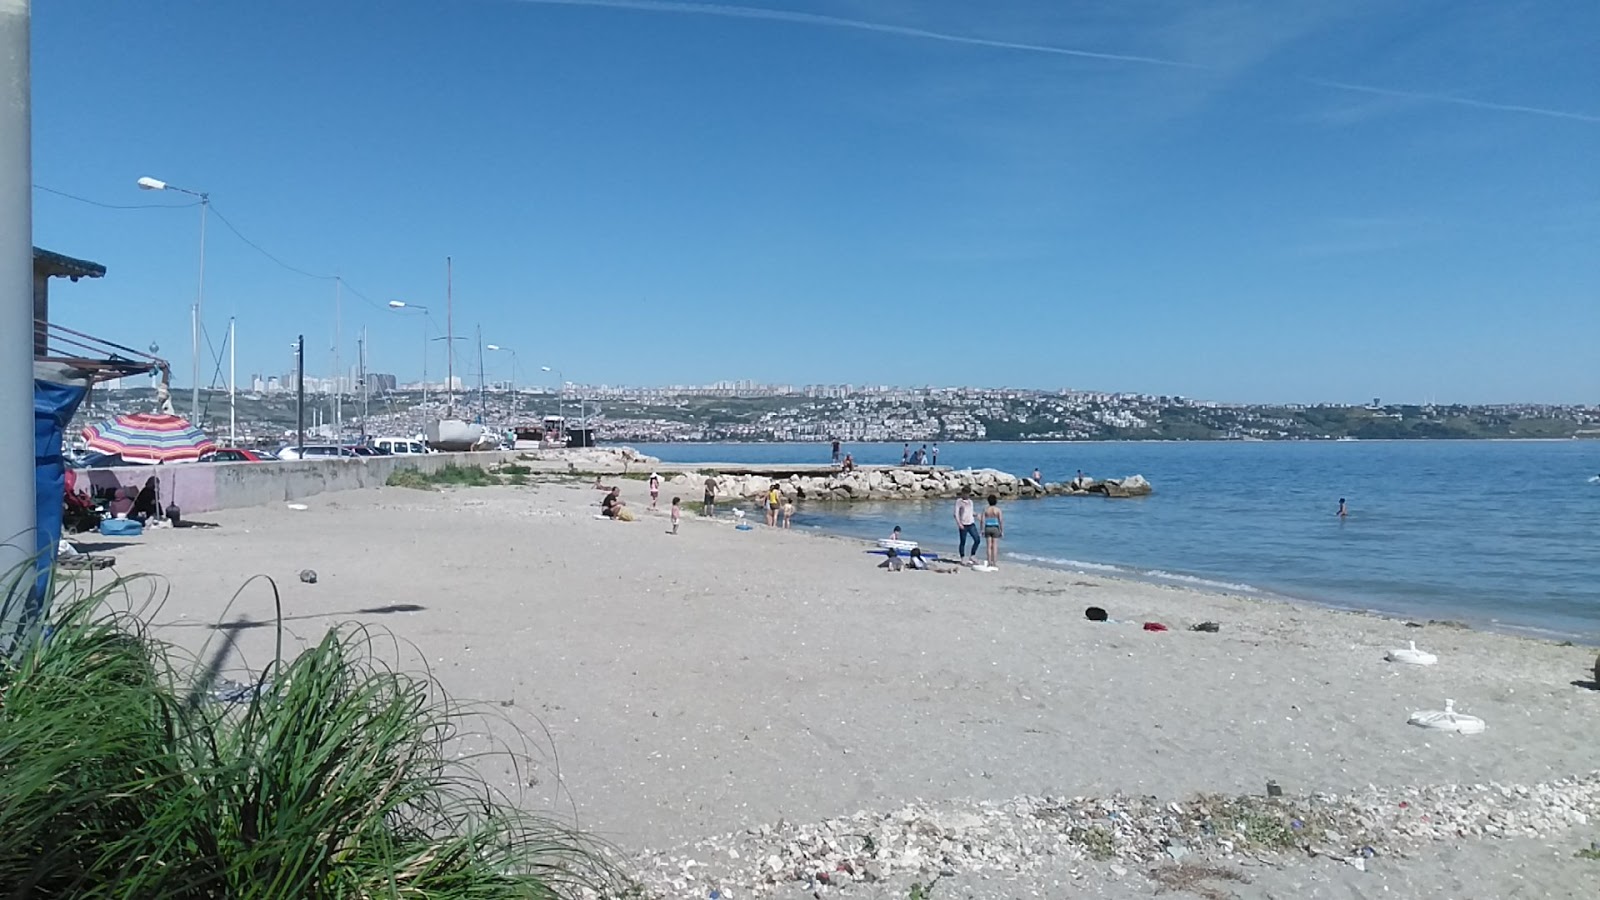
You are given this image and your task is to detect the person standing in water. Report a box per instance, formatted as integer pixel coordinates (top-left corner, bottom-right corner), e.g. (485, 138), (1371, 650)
(981, 494), (1005, 569)
(902, 443), (910, 465)
(954, 489), (980, 561)
(1337, 498), (1348, 519)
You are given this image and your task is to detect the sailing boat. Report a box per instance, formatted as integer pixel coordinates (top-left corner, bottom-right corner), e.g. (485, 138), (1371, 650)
(423, 256), (490, 452)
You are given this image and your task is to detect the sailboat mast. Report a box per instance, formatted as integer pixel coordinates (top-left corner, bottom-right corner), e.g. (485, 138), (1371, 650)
(445, 256), (454, 415)
(228, 317), (236, 446)
(476, 324), (485, 417)
(358, 327), (368, 441)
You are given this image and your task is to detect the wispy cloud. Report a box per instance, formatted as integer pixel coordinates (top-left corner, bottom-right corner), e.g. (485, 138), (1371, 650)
(512, 0), (1600, 124)
(1304, 78), (1600, 124)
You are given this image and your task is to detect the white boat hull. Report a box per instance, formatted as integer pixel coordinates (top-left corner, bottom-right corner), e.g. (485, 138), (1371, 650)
(426, 419), (487, 452)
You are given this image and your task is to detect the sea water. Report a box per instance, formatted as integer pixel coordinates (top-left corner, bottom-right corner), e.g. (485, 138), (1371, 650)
(630, 440), (1600, 642)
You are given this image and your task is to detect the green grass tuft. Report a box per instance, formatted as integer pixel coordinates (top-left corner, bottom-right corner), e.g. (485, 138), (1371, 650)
(386, 465), (498, 490)
(386, 468), (437, 491)
(0, 577), (621, 898)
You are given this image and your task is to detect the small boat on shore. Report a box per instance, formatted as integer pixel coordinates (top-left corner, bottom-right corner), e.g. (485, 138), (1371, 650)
(426, 418), (487, 452)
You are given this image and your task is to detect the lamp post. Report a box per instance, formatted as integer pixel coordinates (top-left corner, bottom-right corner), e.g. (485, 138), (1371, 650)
(485, 344), (517, 419)
(137, 175), (209, 423)
(387, 300), (430, 405)
(540, 365), (564, 424)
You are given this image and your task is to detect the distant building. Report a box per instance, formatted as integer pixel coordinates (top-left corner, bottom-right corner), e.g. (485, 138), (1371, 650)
(368, 373), (398, 392)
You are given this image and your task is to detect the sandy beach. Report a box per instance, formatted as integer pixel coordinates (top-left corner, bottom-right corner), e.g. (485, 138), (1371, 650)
(88, 474), (1600, 898)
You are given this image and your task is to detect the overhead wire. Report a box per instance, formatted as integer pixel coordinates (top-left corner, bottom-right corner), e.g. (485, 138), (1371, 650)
(36, 183), (394, 314)
(33, 183), (199, 210)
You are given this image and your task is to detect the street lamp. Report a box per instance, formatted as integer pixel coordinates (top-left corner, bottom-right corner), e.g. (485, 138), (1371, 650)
(138, 175), (210, 422)
(387, 300), (430, 405)
(540, 365), (564, 423)
(485, 344), (518, 418)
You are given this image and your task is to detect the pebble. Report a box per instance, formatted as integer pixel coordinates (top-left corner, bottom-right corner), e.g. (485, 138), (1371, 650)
(613, 772), (1600, 898)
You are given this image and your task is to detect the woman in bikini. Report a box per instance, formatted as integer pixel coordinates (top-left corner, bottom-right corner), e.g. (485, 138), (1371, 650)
(982, 494), (1004, 569)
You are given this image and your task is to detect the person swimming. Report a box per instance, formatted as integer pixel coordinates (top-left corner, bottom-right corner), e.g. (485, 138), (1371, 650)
(1337, 498), (1348, 519)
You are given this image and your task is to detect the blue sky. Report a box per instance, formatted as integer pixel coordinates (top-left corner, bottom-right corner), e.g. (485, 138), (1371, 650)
(30, 0), (1599, 403)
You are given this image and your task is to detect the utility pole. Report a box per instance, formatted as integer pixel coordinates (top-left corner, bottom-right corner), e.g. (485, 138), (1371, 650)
(295, 335), (305, 455)
(1, 0), (38, 649)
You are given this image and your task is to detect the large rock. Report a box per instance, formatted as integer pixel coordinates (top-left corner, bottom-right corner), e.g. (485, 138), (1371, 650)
(1089, 474), (1154, 498)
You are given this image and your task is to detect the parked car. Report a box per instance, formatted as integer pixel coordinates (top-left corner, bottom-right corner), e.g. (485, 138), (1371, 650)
(343, 445), (389, 457)
(70, 452), (128, 468)
(372, 436), (429, 455)
(200, 448), (268, 463)
(276, 445), (360, 461)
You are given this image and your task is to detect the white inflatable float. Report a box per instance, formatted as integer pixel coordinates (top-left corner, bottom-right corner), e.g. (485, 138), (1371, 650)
(1386, 641), (1438, 666)
(1408, 699), (1486, 734)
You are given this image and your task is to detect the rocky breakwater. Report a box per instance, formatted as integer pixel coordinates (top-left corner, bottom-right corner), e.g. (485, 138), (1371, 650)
(668, 468), (1152, 502)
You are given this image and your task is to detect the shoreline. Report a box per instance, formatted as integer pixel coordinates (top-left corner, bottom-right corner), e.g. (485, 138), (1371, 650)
(767, 502), (1600, 649)
(790, 520), (1600, 649)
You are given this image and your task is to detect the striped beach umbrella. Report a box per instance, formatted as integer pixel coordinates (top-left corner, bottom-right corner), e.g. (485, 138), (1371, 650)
(81, 412), (216, 464)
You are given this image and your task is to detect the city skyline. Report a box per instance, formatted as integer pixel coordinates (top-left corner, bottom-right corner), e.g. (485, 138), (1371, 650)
(28, 1), (1600, 404)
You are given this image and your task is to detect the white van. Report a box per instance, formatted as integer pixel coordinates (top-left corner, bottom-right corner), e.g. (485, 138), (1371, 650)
(373, 436), (428, 455)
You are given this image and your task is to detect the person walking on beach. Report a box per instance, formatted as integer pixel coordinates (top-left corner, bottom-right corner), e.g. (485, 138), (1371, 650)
(703, 476), (717, 517)
(902, 443), (910, 465)
(954, 489), (980, 561)
(670, 497), (682, 534)
(648, 472), (661, 509)
(931, 443), (939, 465)
(831, 439), (841, 464)
(982, 494), (1004, 569)
(766, 483), (782, 527)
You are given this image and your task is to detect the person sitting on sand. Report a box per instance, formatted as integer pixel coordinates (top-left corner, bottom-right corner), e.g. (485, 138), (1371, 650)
(131, 477), (160, 523)
(877, 548), (904, 571)
(906, 547), (928, 570)
(601, 487), (623, 518)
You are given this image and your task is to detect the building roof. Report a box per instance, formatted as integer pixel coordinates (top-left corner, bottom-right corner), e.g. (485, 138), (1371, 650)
(33, 246), (107, 280)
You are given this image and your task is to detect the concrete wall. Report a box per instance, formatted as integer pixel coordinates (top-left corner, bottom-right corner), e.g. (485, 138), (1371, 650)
(79, 451), (524, 516)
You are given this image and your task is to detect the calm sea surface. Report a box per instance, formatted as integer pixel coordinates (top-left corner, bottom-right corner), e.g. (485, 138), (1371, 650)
(628, 441), (1600, 642)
